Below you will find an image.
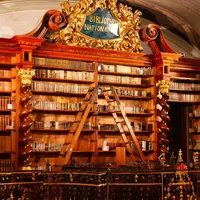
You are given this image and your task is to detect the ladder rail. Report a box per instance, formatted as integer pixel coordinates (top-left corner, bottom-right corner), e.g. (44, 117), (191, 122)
(102, 86), (146, 162)
(61, 103), (94, 165)
(55, 86), (99, 168)
(111, 86), (146, 162)
(117, 103), (145, 161)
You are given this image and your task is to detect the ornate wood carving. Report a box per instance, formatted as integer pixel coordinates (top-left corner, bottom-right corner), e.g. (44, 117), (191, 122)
(23, 10), (66, 38)
(140, 24), (176, 53)
(156, 80), (172, 157)
(18, 69), (35, 169)
(20, 1), (178, 54)
(50, 0), (143, 52)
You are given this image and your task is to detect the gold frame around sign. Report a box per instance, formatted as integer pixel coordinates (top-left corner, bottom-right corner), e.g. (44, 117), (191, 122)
(50, 0), (143, 52)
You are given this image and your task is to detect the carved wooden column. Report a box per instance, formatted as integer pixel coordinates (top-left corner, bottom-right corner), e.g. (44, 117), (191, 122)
(18, 69), (35, 170)
(156, 80), (171, 157)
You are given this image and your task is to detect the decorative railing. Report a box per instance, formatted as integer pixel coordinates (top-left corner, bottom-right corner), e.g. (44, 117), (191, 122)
(0, 168), (199, 200)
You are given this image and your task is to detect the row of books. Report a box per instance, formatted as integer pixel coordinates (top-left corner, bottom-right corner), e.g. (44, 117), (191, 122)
(0, 81), (11, 91)
(0, 115), (12, 130)
(31, 143), (63, 152)
(31, 99), (148, 113)
(35, 69), (94, 81)
(99, 122), (147, 132)
(98, 87), (152, 98)
(98, 64), (154, 75)
(98, 104), (146, 113)
(33, 57), (154, 76)
(31, 81), (89, 93)
(169, 93), (200, 102)
(32, 81), (152, 98)
(170, 82), (200, 90)
(33, 57), (94, 70)
(31, 121), (151, 132)
(98, 75), (150, 85)
(0, 96), (13, 110)
(0, 160), (15, 171)
(32, 121), (93, 130)
(31, 100), (82, 111)
(0, 69), (12, 77)
(130, 140), (153, 151)
(31, 81), (151, 95)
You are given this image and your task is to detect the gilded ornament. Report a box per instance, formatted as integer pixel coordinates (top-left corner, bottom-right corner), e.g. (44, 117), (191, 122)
(18, 68), (35, 85)
(51, 0), (143, 52)
(156, 79), (172, 94)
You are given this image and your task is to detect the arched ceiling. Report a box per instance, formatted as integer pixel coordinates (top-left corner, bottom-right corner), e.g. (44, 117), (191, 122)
(0, 0), (199, 58)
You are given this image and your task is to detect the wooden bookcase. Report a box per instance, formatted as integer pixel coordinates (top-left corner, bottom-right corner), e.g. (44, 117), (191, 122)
(0, 37), (199, 171)
(0, 54), (17, 171)
(29, 44), (157, 169)
(167, 58), (200, 167)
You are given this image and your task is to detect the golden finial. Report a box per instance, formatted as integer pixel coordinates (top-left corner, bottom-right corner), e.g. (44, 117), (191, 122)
(18, 68), (35, 85)
(177, 149), (183, 163)
(10, 192), (14, 200)
(156, 79), (172, 94)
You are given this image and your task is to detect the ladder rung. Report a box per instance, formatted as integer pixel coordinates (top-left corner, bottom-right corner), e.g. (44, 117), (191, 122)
(59, 153), (66, 156)
(88, 87), (95, 91)
(68, 132), (75, 134)
(107, 100), (116, 103)
(116, 120), (125, 124)
(102, 89), (111, 92)
(77, 109), (85, 112)
(110, 110), (120, 113)
(73, 120), (80, 123)
(83, 99), (90, 102)
(124, 142), (130, 144)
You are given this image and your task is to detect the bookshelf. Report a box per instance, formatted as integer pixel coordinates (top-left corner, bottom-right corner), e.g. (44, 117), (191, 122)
(97, 62), (155, 164)
(30, 57), (96, 169)
(29, 47), (158, 169)
(0, 58), (17, 171)
(0, 36), (198, 171)
(167, 58), (200, 167)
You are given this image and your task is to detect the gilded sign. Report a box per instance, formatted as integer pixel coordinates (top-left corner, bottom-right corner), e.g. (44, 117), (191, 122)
(81, 8), (120, 40)
(51, 0), (143, 52)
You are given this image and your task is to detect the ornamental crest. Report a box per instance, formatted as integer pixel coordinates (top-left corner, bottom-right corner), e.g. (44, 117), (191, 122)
(50, 0), (143, 52)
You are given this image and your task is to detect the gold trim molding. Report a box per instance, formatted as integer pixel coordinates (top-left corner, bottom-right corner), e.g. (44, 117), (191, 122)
(50, 0), (143, 52)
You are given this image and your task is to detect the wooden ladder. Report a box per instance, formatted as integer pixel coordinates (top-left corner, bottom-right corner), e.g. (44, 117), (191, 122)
(54, 85), (145, 170)
(101, 86), (145, 163)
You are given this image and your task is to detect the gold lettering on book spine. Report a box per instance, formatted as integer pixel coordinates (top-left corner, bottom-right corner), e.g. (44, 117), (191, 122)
(51, 0), (143, 52)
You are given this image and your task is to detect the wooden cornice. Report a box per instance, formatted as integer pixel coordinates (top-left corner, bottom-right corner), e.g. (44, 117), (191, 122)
(0, 36), (45, 53)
